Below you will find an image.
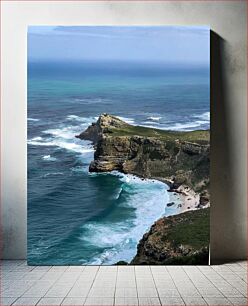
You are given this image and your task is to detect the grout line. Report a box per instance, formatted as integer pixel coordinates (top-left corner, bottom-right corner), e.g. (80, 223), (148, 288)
(113, 266), (118, 306)
(196, 266), (231, 298)
(83, 265), (100, 305)
(134, 266), (139, 305)
(60, 266), (85, 304)
(209, 269), (247, 298)
(165, 266), (186, 305)
(149, 266), (162, 306)
(182, 266), (207, 301)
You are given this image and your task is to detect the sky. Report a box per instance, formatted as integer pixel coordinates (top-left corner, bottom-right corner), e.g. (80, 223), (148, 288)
(28, 26), (210, 66)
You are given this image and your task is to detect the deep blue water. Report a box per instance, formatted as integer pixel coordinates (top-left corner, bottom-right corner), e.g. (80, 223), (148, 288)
(28, 61), (210, 265)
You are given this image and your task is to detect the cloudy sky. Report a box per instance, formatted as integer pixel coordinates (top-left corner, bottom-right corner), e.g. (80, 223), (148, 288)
(28, 26), (210, 66)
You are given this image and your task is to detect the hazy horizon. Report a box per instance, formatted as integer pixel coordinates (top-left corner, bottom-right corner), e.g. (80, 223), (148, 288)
(28, 26), (210, 66)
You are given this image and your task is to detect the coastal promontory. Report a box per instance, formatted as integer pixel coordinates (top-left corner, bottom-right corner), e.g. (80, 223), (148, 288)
(77, 113), (210, 264)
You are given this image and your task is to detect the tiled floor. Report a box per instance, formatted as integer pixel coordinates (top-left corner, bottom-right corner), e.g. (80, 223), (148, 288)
(1, 260), (247, 306)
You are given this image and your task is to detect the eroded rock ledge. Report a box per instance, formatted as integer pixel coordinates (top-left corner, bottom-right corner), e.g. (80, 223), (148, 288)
(77, 114), (210, 264)
(77, 113), (210, 203)
(131, 208), (210, 265)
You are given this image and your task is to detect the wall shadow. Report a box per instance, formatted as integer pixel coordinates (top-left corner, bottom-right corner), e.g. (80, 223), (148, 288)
(210, 31), (245, 264)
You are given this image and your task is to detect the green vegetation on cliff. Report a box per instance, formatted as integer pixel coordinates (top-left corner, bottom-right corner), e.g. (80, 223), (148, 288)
(106, 123), (210, 145)
(131, 208), (210, 265)
(166, 207), (210, 249)
(78, 114), (210, 265)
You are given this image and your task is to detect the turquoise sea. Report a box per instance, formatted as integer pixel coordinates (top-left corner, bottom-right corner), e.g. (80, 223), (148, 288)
(28, 61), (210, 265)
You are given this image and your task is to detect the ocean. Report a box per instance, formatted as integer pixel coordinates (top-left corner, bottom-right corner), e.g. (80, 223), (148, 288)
(27, 61), (210, 265)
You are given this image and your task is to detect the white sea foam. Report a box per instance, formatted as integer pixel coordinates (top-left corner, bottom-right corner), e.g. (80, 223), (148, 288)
(80, 171), (169, 264)
(28, 118), (40, 122)
(116, 116), (135, 124)
(72, 98), (106, 104)
(167, 111), (210, 131)
(43, 172), (64, 177)
(194, 111), (210, 121)
(28, 116), (95, 159)
(139, 124), (162, 129)
(167, 120), (208, 131)
(147, 116), (162, 121)
(142, 121), (160, 125)
(66, 115), (97, 124)
(32, 136), (43, 141)
(42, 155), (57, 161)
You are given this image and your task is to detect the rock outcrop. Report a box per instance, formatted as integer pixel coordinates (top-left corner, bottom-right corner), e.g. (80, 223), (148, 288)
(76, 113), (129, 145)
(131, 208), (210, 265)
(77, 114), (210, 201)
(77, 114), (210, 264)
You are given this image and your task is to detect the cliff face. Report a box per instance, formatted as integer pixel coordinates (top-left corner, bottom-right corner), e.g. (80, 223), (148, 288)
(77, 114), (210, 265)
(76, 113), (129, 145)
(91, 135), (209, 191)
(78, 114), (210, 199)
(131, 208), (210, 265)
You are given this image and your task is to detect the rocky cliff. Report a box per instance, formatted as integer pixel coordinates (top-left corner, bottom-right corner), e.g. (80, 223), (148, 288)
(77, 114), (210, 264)
(76, 113), (130, 145)
(131, 208), (210, 265)
(77, 113), (210, 201)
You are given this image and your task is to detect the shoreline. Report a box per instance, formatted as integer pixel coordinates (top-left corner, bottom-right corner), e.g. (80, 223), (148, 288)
(78, 114), (210, 264)
(146, 176), (205, 215)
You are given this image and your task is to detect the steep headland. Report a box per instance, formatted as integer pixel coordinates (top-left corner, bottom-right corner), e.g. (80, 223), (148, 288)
(131, 208), (210, 265)
(77, 113), (210, 206)
(77, 113), (210, 264)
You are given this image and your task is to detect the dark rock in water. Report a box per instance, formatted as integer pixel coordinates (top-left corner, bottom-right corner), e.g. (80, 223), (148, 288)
(167, 202), (175, 207)
(131, 208), (210, 265)
(200, 195), (209, 206)
(115, 261), (128, 265)
(177, 204), (182, 208)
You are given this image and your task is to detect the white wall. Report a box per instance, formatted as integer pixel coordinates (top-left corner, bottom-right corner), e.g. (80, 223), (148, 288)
(1, 1), (247, 262)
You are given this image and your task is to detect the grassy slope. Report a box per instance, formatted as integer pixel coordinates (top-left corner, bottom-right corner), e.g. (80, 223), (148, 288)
(166, 208), (210, 250)
(162, 208), (210, 265)
(108, 124), (210, 144)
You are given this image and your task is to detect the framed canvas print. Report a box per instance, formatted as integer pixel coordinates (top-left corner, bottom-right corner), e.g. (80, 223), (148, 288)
(27, 26), (210, 265)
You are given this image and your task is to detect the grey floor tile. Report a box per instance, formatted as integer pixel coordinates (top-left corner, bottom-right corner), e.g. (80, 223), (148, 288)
(12, 297), (41, 305)
(84, 297), (114, 305)
(45, 284), (72, 297)
(217, 286), (244, 298)
(182, 297), (207, 305)
(32, 266), (52, 272)
(67, 285), (91, 298)
(204, 297), (233, 305)
(61, 297), (86, 305)
(157, 288), (180, 298)
(136, 278), (155, 287)
(116, 280), (136, 288)
(66, 266), (85, 272)
(1, 260), (247, 306)
(88, 287), (115, 298)
(37, 297), (64, 305)
(177, 289), (201, 298)
(160, 297), (185, 305)
(137, 287), (158, 298)
(139, 297), (161, 305)
(0, 297), (18, 306)
(22, 282), (54, 297)
(115, 287), (137, 298)
(228, 297), (248, 305)
(115, 297), (139, 305)
(197, 287), (224, 298)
